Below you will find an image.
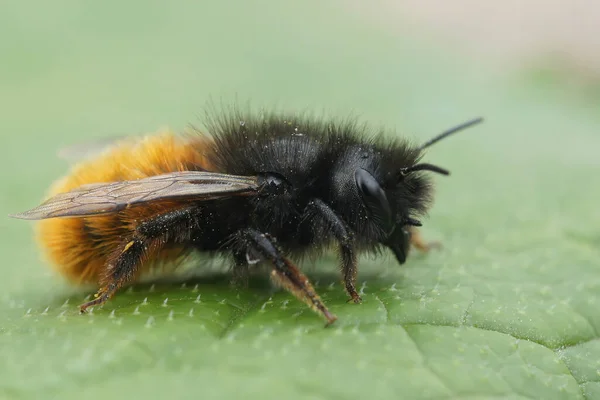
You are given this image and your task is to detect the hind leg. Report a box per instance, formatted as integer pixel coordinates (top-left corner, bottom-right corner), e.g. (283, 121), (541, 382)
(79, 237), (148, 312)
(79, 208), (195, 312)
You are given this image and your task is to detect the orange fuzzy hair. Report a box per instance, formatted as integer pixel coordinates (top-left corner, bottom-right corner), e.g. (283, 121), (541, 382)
(36, 131), (214, 285)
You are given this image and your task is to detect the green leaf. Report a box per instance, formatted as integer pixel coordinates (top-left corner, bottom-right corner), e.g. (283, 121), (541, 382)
(2, 2), (599, 399)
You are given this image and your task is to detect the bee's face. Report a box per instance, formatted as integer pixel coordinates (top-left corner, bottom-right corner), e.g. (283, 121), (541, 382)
(329, 144), (432, 261)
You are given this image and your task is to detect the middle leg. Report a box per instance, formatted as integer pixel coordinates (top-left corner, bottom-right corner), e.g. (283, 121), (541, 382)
(234, 228), (337, 324)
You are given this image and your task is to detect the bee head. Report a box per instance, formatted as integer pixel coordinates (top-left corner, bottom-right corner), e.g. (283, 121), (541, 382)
(354, 163), (440, 264)
(348, 117), (484, 263)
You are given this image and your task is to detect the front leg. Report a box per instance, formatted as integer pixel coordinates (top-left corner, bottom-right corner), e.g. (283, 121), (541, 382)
(407, 226), (441, 253)
(305, 199), (361, 304)
(234, 228), (337, 325)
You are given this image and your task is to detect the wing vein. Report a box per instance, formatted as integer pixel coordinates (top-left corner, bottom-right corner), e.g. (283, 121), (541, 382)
(10, 171), (259, 220)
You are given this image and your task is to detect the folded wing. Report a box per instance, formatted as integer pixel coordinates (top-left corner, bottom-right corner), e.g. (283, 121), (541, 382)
(10, 171), (259, 220)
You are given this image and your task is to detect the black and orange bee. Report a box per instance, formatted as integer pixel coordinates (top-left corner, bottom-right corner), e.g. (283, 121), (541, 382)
(11, 108), (483, 324)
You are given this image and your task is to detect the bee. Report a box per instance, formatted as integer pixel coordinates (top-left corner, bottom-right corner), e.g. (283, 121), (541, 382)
(10, 109), (483, 324)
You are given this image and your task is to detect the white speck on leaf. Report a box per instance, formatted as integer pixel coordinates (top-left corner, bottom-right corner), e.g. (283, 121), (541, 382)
(359, 281), (367, 295)
(145, 316), (155, 328)
(260, 299), (272, 312)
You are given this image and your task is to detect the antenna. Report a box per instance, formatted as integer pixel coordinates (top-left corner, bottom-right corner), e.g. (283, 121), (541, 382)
(399, 117), (484, 179)
(419, 117), (484, 151)
(401, 163), (449, 176)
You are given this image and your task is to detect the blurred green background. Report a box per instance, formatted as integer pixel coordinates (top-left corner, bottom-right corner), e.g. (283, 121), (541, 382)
(2, 1), (599, 399)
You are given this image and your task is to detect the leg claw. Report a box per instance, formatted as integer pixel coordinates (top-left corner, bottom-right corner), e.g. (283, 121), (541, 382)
(347, 294), (363, 304)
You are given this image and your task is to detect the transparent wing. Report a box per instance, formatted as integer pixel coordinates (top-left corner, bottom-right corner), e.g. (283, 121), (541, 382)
(10, 171), (259, 220)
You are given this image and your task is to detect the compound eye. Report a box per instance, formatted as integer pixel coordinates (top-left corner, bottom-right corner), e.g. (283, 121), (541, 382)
(354, 168), (393, 232)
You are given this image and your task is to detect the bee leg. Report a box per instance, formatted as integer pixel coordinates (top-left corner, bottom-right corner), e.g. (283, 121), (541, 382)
(230, 250), (250, 288)
(80, 237), (148, 312)
(237, 228), (337, 325)
(408, 226), (441, 253)
(79, 208), (195, 313)
(306, 199), (360, 303)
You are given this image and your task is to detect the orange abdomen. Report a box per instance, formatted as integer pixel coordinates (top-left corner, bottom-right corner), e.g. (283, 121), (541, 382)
(37, 131), (213, 284)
